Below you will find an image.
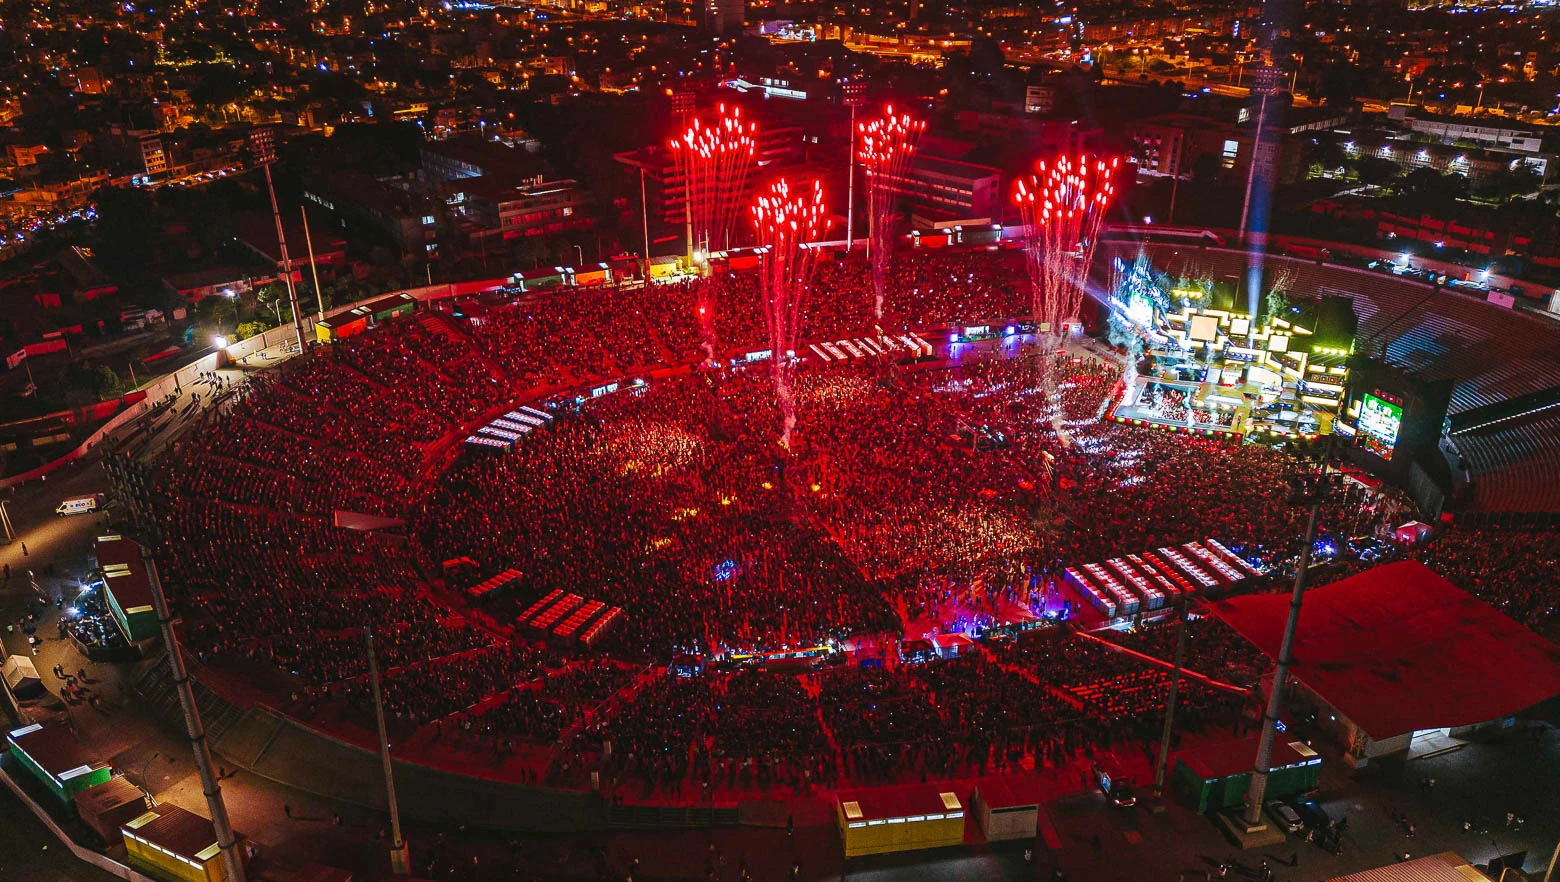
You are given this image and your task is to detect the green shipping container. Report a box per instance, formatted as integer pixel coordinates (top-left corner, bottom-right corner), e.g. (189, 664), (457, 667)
(1172, 736), (1321, 814)
(8, 722), (113, 805)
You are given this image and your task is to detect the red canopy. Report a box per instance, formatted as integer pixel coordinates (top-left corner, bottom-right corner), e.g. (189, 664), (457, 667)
(1207, 560), (1560, 740)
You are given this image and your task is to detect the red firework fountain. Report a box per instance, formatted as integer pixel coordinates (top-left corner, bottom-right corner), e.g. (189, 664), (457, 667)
(1012, 153), (1120, 338)
(1012, 154), (1120, 441)
(752, 178), (829, 449)
(669, 104), (758, 358)
(857, 105), (925, 321)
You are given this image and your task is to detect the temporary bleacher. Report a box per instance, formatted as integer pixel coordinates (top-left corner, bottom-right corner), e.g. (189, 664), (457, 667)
(1126, 553), (1186, 599)
(1153, 547), (1220, 591)
(554, 600), (607, 640)
(519, 405), (554, 422)
(1081, 562), (1140, 616)
(1183, 542), (1246, 585)
(809, 333), (936, 364)
(1068, 540), (1261, 619)
(517, 589), (565, 625)
(466, 568), (521, 600)
(478, 425), (525, 442)
(516, 590), (621, 644)
(529, 594), (584, 632)
(463, 434), (511, 451)
(1065, 567), (1117, 618)
(580, 607), (622, 646)
(466, 404), (555, 451)
(505, 409), (548, 428)
(1204, 540), (1261, 578)
(1130, 552), (1193, 597)
(1102, 558), (1166, 611)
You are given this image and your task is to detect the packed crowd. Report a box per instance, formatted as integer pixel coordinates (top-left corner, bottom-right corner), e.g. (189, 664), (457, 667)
(113, 244), (1560, 800)
(1412, 528), (1560, 636)
(1093, 615), (1275, 689)
(563, 627), (1250, 798)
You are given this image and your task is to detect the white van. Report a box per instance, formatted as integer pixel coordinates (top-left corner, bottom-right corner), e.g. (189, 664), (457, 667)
(54, 495), (103, 517)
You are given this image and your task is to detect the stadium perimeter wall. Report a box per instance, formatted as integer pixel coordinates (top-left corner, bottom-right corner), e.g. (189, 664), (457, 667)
(203, 699), (607, 832)
(0, 280), (508, 492)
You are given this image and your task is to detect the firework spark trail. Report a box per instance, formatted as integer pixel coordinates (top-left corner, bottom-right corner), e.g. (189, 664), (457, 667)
(752, 178), (829, 449)
(670, 104), (757, 360)
(857, 106), (925, 322)
(1012, 154), (1120, 444)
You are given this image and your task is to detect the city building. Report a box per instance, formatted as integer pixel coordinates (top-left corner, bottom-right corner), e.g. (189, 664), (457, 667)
(1389, 106), (1546, 154)
(421, 136), (546, 184)
(458, 177), (594, 241)
(896, 154), (1005, 225)
(953, 112), (1105, 156)
(1128, 113), (1300, 185)
(616, 112), (805, 237)
(303, 171), (436, 255)
(700, 0), (744, 34)
(233, 209), (349, 284)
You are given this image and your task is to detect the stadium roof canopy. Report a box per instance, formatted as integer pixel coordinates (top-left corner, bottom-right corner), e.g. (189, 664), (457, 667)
(1207, 560), (1560, 740)
(1325, 851), (1491, 882)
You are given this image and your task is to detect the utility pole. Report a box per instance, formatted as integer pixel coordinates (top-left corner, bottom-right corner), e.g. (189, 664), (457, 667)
(844, 82), (867, 253)
(1152, 596), (1190, 805)
(301, 207), (324, 323)
(250, 128), (307, 355)
(144, 552), (247, 882)
(1241, 457), (1341, 826)
(866, 168), (874, 264)
(672, 91), (696, 262)
(640, 166), (652, 278)
(366, 628), (410, 874)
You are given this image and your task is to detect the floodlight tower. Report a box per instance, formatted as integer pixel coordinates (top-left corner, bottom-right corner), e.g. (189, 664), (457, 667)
(843, 81), (867, 253)
(249, 128), (307, 354)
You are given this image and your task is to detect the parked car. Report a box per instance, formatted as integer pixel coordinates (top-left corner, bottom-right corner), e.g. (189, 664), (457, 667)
(1267, 801), (1303, 833)
(55, 494), (104, 517)
(1287, 796), (1331, 830)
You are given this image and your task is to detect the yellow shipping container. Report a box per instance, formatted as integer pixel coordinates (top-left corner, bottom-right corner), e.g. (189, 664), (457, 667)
(836, 783), (967, 858)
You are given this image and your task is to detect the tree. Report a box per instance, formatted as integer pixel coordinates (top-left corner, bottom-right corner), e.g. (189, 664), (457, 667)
(1352, 157), (1401, 189)
(235, 321), (270, 341)
(1475, 166), (1541, 203)
(195, 294), (237, 335)
(254, 283), (293, 325)
(1301, 134), (1348, 177)
(66, 362), (123, 402)
(1400, 167), (1468, 208)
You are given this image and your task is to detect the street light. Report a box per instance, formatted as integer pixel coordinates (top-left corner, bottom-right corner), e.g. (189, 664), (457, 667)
(135, 752), (161, 792)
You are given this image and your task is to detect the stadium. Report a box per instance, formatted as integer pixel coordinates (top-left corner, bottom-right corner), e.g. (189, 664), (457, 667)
(93, 220), (1560, 837)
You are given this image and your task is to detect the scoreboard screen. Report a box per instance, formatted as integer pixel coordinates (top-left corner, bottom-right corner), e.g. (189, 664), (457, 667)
(1358, 393), (1403, 460)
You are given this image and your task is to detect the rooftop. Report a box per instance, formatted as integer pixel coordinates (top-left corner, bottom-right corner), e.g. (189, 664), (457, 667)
(123, 803), (227, 863)
(1207, 560), (1560, 740)
(7, 720), (107, 780)
(837, 782), (964, 823)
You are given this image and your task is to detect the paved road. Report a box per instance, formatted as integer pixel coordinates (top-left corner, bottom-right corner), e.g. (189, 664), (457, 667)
(0, 785), (118, 882)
